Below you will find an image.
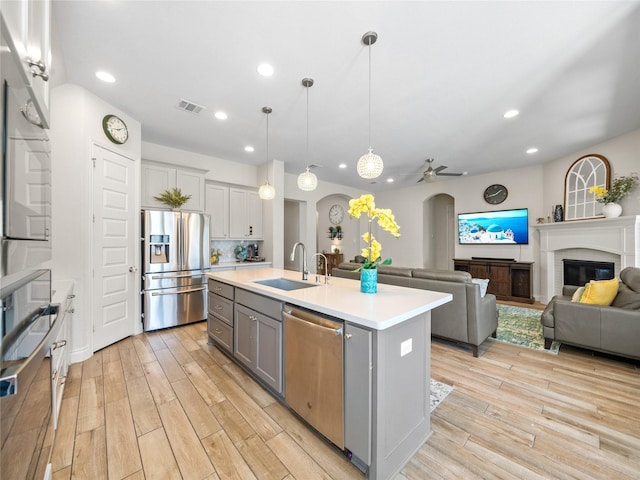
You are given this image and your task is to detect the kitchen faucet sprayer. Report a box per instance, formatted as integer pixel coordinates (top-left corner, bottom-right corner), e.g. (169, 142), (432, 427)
(311, 253), (329, 284)
(290, 242), (308, 280)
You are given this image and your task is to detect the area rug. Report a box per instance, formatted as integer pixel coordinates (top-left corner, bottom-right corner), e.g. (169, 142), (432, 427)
(430, 379), (453, 412)
(496, 304), (560, 354)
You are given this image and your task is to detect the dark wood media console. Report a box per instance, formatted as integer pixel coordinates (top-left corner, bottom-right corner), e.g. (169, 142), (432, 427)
(454, 258), (534, 303)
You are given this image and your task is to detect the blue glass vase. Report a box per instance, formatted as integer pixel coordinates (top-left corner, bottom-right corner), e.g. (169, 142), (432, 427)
(360, 268), (378, 294)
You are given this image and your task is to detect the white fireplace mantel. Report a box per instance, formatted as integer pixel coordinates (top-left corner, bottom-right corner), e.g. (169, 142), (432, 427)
(535, 215), (639, 303)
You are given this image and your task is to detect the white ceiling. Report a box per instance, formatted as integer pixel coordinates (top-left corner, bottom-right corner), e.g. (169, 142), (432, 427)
(51, 1), (640, 191)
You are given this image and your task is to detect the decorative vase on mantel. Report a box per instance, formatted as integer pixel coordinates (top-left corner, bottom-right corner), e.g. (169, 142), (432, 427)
(361, 267), (378, 294)
(602, 202), (622, 218)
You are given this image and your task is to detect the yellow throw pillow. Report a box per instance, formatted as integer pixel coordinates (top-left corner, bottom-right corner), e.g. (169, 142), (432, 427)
(579, 278), (619, 306)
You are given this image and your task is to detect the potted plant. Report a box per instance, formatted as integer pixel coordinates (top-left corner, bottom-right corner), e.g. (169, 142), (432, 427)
(348, 194), (400, 293)
(589, 173), (639, 218)
(154, 188), (192, 209)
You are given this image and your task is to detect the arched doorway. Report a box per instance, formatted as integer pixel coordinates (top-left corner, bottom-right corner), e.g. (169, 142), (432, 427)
(423, 193), (455, 270)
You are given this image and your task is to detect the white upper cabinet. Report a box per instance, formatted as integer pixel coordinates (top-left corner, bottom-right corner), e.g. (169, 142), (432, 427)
(1, 0), (52, 127)
(141, 161), (205, 212)
(229, 188), (262, 239)
(205, 183), (229, 239)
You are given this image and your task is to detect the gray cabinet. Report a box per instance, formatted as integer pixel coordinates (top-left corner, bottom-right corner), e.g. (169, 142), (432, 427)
(344, 323), (372, 466)
(207, 279), (234, 353)
(234, 303), (282, 394)
(205, 183), (229, 239)
(233, 290), (282, 394)
(141, 161), (206, 211)
(229, 188), (263, 239)
(1, 0), (52, 127)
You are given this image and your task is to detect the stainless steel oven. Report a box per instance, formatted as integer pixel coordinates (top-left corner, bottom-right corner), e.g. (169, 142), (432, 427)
(1, 269), (61, 479)
(1, 14), (52, 278)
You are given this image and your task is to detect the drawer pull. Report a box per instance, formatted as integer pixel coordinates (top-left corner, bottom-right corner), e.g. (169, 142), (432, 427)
(214, 305), (223, 310)
(53, 340), (67, 349)
(214, 286), (222, 291)
(214, 328), (222, 334)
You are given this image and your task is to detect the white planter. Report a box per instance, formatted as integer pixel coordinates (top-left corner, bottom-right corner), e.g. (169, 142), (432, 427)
(602, 202), (622, 218)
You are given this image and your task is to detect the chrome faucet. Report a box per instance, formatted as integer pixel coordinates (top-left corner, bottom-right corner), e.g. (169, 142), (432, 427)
(290, 242), (309, 280)
(311, 253), (329, 284)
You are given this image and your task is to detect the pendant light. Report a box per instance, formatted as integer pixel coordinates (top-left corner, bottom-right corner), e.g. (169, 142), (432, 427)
(258, 106), (276, 200)
(297, 78), (318, 191)
(357, 31), (384, 179)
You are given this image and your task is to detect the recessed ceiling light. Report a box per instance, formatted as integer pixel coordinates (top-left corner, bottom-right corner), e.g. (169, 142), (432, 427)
(257, 63), (274, 77)
(338, 163), (347, 169)
(244, 146), (254, 152)
(96, 70), (116, 83)
(214, 111), (228, 120)
(503, 109), (519, 119)
(386, 178), (394, 183)
(526, 147), (539, 154)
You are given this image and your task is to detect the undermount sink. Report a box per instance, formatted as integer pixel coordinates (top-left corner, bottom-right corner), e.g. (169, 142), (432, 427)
(253, 277), (318, 291)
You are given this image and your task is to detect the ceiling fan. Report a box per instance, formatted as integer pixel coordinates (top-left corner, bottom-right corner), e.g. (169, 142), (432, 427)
(416, 158), (464, 183)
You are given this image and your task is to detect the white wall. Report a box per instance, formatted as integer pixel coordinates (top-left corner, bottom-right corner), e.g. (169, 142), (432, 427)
(375, 127), (640, 298)
(283, 174), (363, 265)
(375, 164), (544, 269)
(51, 83), (142, 363)
(142, 141), (257, 187)
(542, 128), (640, 216)
(316, 195), (357, 262)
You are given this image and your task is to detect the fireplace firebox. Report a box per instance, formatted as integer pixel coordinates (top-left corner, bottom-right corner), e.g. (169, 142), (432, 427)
(563, 259), (615, 286)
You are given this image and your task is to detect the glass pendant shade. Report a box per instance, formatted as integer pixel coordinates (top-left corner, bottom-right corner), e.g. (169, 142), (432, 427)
(297, 168), (317, 191)
(258, 182), (276, 200)
(357, 148), (384, 179)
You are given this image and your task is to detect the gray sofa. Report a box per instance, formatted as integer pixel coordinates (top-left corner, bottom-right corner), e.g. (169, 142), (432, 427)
(541, 267), (640, 360)
(333, 263), (498, 357)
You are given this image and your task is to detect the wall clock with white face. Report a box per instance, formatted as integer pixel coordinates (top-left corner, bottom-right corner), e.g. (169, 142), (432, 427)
(102, 114), (129, 144)
(329, 204), (345, 225)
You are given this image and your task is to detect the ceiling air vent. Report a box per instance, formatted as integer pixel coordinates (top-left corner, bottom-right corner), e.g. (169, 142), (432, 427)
(176, 99), (206, 115)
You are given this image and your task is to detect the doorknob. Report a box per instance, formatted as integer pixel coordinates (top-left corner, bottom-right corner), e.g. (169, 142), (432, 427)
(129, 266), (138, 273)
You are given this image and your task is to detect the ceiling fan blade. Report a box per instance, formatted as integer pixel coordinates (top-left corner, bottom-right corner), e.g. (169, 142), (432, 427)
(437, 172), (463, 176)
(433, 165), (447, 173)
(417, 176), (424, 183)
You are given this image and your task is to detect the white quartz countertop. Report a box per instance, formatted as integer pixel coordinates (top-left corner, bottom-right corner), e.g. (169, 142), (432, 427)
(207, 267), (452, 330)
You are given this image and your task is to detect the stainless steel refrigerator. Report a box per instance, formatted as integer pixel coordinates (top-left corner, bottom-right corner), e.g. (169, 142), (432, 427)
(141, 210), (210, 332)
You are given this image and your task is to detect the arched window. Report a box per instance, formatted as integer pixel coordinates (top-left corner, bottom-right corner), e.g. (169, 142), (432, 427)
(564, 154), (610, 220)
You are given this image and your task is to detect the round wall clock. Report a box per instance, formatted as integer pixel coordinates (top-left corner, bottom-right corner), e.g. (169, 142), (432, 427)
(483, 184), (508, 204)
(329, 204), (345, 225)
(102, 114), (129, 144)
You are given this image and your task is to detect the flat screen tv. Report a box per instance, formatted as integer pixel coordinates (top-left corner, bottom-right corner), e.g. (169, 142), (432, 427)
(458, 208), (529, 245)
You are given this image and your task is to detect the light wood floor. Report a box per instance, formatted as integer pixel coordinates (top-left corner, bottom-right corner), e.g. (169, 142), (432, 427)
(51, 321), (640, 479)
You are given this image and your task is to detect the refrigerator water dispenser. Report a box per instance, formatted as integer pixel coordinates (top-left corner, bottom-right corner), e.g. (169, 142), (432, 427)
(149, 234), (170, 264)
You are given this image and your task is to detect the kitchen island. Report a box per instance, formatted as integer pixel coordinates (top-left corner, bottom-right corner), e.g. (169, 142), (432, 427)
(206, 267), (451, 480)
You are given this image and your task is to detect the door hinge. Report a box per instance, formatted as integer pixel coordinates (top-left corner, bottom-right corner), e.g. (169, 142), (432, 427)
(92, 157), (96, 168)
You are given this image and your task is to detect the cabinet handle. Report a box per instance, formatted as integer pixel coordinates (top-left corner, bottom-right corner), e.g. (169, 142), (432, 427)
(67, 308), (75, 314)
(214, 328), (222, 334)
(27, 58), (47, 72)
(249, 315), (257, 321)
(31, 69), (49, 81)
(344, 333), (353, 340)
(214, 305), (223, 310)
(67, 294), (76, 299)
(214, 287), (222, 291)
(53, 340), (67, 350)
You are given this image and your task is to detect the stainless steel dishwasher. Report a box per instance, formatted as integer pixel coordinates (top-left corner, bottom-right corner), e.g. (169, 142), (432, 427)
(283, 304), (344, 448)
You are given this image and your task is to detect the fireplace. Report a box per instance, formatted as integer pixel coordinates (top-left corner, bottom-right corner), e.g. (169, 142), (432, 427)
(535, 215), (639, 303)
(562, 259), (614, 286)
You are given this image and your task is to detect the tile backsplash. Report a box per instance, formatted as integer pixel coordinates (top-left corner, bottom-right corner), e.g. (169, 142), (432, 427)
(211, 240), (263, 262)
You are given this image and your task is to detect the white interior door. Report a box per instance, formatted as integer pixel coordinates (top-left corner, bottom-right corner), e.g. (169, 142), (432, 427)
(92, 145), (138, 351)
